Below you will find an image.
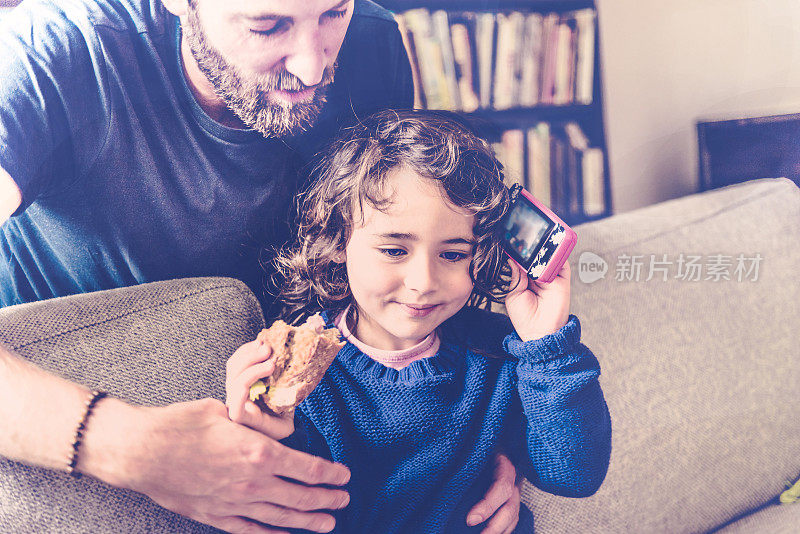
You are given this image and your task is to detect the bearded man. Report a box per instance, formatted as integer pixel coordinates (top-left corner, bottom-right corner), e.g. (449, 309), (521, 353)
(0, 0), (522, 532)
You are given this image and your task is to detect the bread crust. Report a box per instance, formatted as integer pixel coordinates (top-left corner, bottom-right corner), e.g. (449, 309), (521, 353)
(250, 315), (345, 414)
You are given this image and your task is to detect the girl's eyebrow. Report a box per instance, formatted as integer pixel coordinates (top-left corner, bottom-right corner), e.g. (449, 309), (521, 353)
(375, 232), (475, 246)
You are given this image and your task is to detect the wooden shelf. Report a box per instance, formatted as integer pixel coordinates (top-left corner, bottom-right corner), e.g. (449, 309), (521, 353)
(458, 105), (601, 146)
(466, 104), (596, 124)
(378, 0), (595, 13)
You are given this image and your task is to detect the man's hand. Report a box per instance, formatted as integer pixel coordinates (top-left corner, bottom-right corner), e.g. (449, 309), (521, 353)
(79, 397), (350, 534)
(466, 453), (522, 534)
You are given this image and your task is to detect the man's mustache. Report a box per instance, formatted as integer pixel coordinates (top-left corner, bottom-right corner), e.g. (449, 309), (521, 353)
(266, 64), (337, 92)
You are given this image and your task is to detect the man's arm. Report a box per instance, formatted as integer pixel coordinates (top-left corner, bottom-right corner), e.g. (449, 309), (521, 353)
(0, 166), (21, 223)
(0, 342), (95, 471)
(0, 171), (350, 532)
(0, 340), (353, 533)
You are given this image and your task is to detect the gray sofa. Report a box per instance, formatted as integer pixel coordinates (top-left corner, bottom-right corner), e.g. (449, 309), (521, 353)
(1, 178), (798, 533)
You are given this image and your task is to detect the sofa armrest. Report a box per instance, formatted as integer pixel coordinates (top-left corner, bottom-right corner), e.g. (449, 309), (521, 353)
(0, 277), (265, 532)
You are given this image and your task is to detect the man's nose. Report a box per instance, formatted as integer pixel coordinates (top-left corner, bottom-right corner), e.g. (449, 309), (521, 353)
(283, 27), (327, 87)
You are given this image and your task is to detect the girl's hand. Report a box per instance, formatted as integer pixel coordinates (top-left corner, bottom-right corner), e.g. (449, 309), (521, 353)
(226, 338), (295, 440)
(504, 259), (571, 342)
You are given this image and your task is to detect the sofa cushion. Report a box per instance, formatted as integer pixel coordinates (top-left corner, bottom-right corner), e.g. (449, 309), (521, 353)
(0, 277), (265, 533)
(521, 178), (800, 533)
(716, 503), (800, 534)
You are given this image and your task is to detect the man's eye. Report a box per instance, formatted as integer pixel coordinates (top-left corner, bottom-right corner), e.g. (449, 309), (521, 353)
(380, 248), (406, 257)
(250, 20), (289, 37)
(441, 251), (469, 262)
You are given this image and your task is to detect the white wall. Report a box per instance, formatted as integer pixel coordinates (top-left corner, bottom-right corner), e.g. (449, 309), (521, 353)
(596, 0), (800, 212)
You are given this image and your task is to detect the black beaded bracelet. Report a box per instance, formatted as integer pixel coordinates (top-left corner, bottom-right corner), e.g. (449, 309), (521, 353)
(66, 390), (107, 478)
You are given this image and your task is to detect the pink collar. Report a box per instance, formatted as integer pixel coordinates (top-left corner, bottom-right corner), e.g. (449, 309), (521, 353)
(334, 308), (440, 370)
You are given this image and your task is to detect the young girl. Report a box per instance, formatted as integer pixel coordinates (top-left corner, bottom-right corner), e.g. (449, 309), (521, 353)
(226, 110), (611, 533)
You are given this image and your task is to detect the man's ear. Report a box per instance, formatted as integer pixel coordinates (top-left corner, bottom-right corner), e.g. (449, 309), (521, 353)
(161, 0), (190, 17)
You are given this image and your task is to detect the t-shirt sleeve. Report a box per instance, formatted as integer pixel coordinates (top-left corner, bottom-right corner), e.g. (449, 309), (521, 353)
(0, 3), (109, 215)
(336, 5), (415, 121)
(387, 25), (414, 109)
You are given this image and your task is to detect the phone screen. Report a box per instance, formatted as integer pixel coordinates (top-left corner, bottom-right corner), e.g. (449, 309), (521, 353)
(503, 198), (555, 267)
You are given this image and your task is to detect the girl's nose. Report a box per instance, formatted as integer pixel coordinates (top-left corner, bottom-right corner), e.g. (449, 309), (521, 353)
(403, 256), (437, 294)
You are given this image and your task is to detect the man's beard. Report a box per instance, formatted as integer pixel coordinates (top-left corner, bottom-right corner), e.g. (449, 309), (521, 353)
(183, 7), (336, 138)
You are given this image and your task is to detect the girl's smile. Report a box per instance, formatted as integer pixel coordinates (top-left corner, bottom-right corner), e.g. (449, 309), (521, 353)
(341, 166), (477, 351)
(397, 302), (439, 318)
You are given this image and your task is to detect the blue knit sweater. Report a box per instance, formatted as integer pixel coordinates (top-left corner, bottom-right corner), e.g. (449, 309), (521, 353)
(288, 307), (611, 533)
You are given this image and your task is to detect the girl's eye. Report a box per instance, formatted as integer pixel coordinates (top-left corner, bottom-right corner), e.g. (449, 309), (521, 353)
(441, 251), (469, 262)
(324, 9), (348, 20)
(380, 248), (406, 258)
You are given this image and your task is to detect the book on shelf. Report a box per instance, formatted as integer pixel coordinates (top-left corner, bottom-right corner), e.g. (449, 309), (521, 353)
(519, 13), (543, 107)
(449, 17), (480, 112)
(491, 121), (605, 222)
(574, 9), (596, 105)
(475, 12), (495, 109)
(549, 135), (567, 215)
(562, 122), (605, 216)
(538, 12), (560, 105)
(582, 148), (605, 216)
(553, 18), (577, 105)
(399, 9), (448, 109)
(395, 14), (426, 109)
(492, 12), (524, 110)
(394, 8), (597, 112)
(563, 128), (582, 214)
(431, 10), (462, 111)
(527, 122), (551, 206)
(501, 129), (525, 187)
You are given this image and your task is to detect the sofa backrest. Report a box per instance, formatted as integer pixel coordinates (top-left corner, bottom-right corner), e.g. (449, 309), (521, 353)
(522, 178), (800, 533)
(0, 277), (264, 532)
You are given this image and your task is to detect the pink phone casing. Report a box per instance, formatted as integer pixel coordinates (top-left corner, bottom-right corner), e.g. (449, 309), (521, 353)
(505, 188), (577, 284)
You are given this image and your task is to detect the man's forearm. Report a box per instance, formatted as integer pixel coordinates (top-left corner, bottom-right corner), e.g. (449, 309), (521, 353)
(0, 343), (141, 487)
(0, 343), (355, 532)
(0, 343), (94, 470)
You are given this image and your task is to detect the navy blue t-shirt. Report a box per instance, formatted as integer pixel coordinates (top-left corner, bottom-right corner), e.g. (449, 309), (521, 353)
(0, 0), (413, 315)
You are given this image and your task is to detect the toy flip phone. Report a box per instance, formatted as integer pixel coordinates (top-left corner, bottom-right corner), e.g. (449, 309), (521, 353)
(500, 184), (577, 283)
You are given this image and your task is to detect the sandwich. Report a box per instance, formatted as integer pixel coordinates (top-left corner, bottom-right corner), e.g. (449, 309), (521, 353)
(248, 313), (345, 414)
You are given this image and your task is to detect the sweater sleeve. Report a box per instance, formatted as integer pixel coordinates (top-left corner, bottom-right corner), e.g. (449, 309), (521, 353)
(503, 315), (612, 497)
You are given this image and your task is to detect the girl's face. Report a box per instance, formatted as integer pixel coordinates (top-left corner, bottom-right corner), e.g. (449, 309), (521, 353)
(342, 167), (476, 351)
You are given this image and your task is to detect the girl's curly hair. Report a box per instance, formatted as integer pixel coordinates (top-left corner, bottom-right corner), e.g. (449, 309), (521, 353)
(274, 109), (512, 324)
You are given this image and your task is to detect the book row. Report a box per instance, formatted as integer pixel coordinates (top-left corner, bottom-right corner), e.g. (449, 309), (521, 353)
(493, 122), (606, 220)
(395, 8), (597, 112)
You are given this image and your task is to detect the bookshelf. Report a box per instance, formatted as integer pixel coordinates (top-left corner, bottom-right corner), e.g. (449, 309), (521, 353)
(379, 0), (612, 225)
